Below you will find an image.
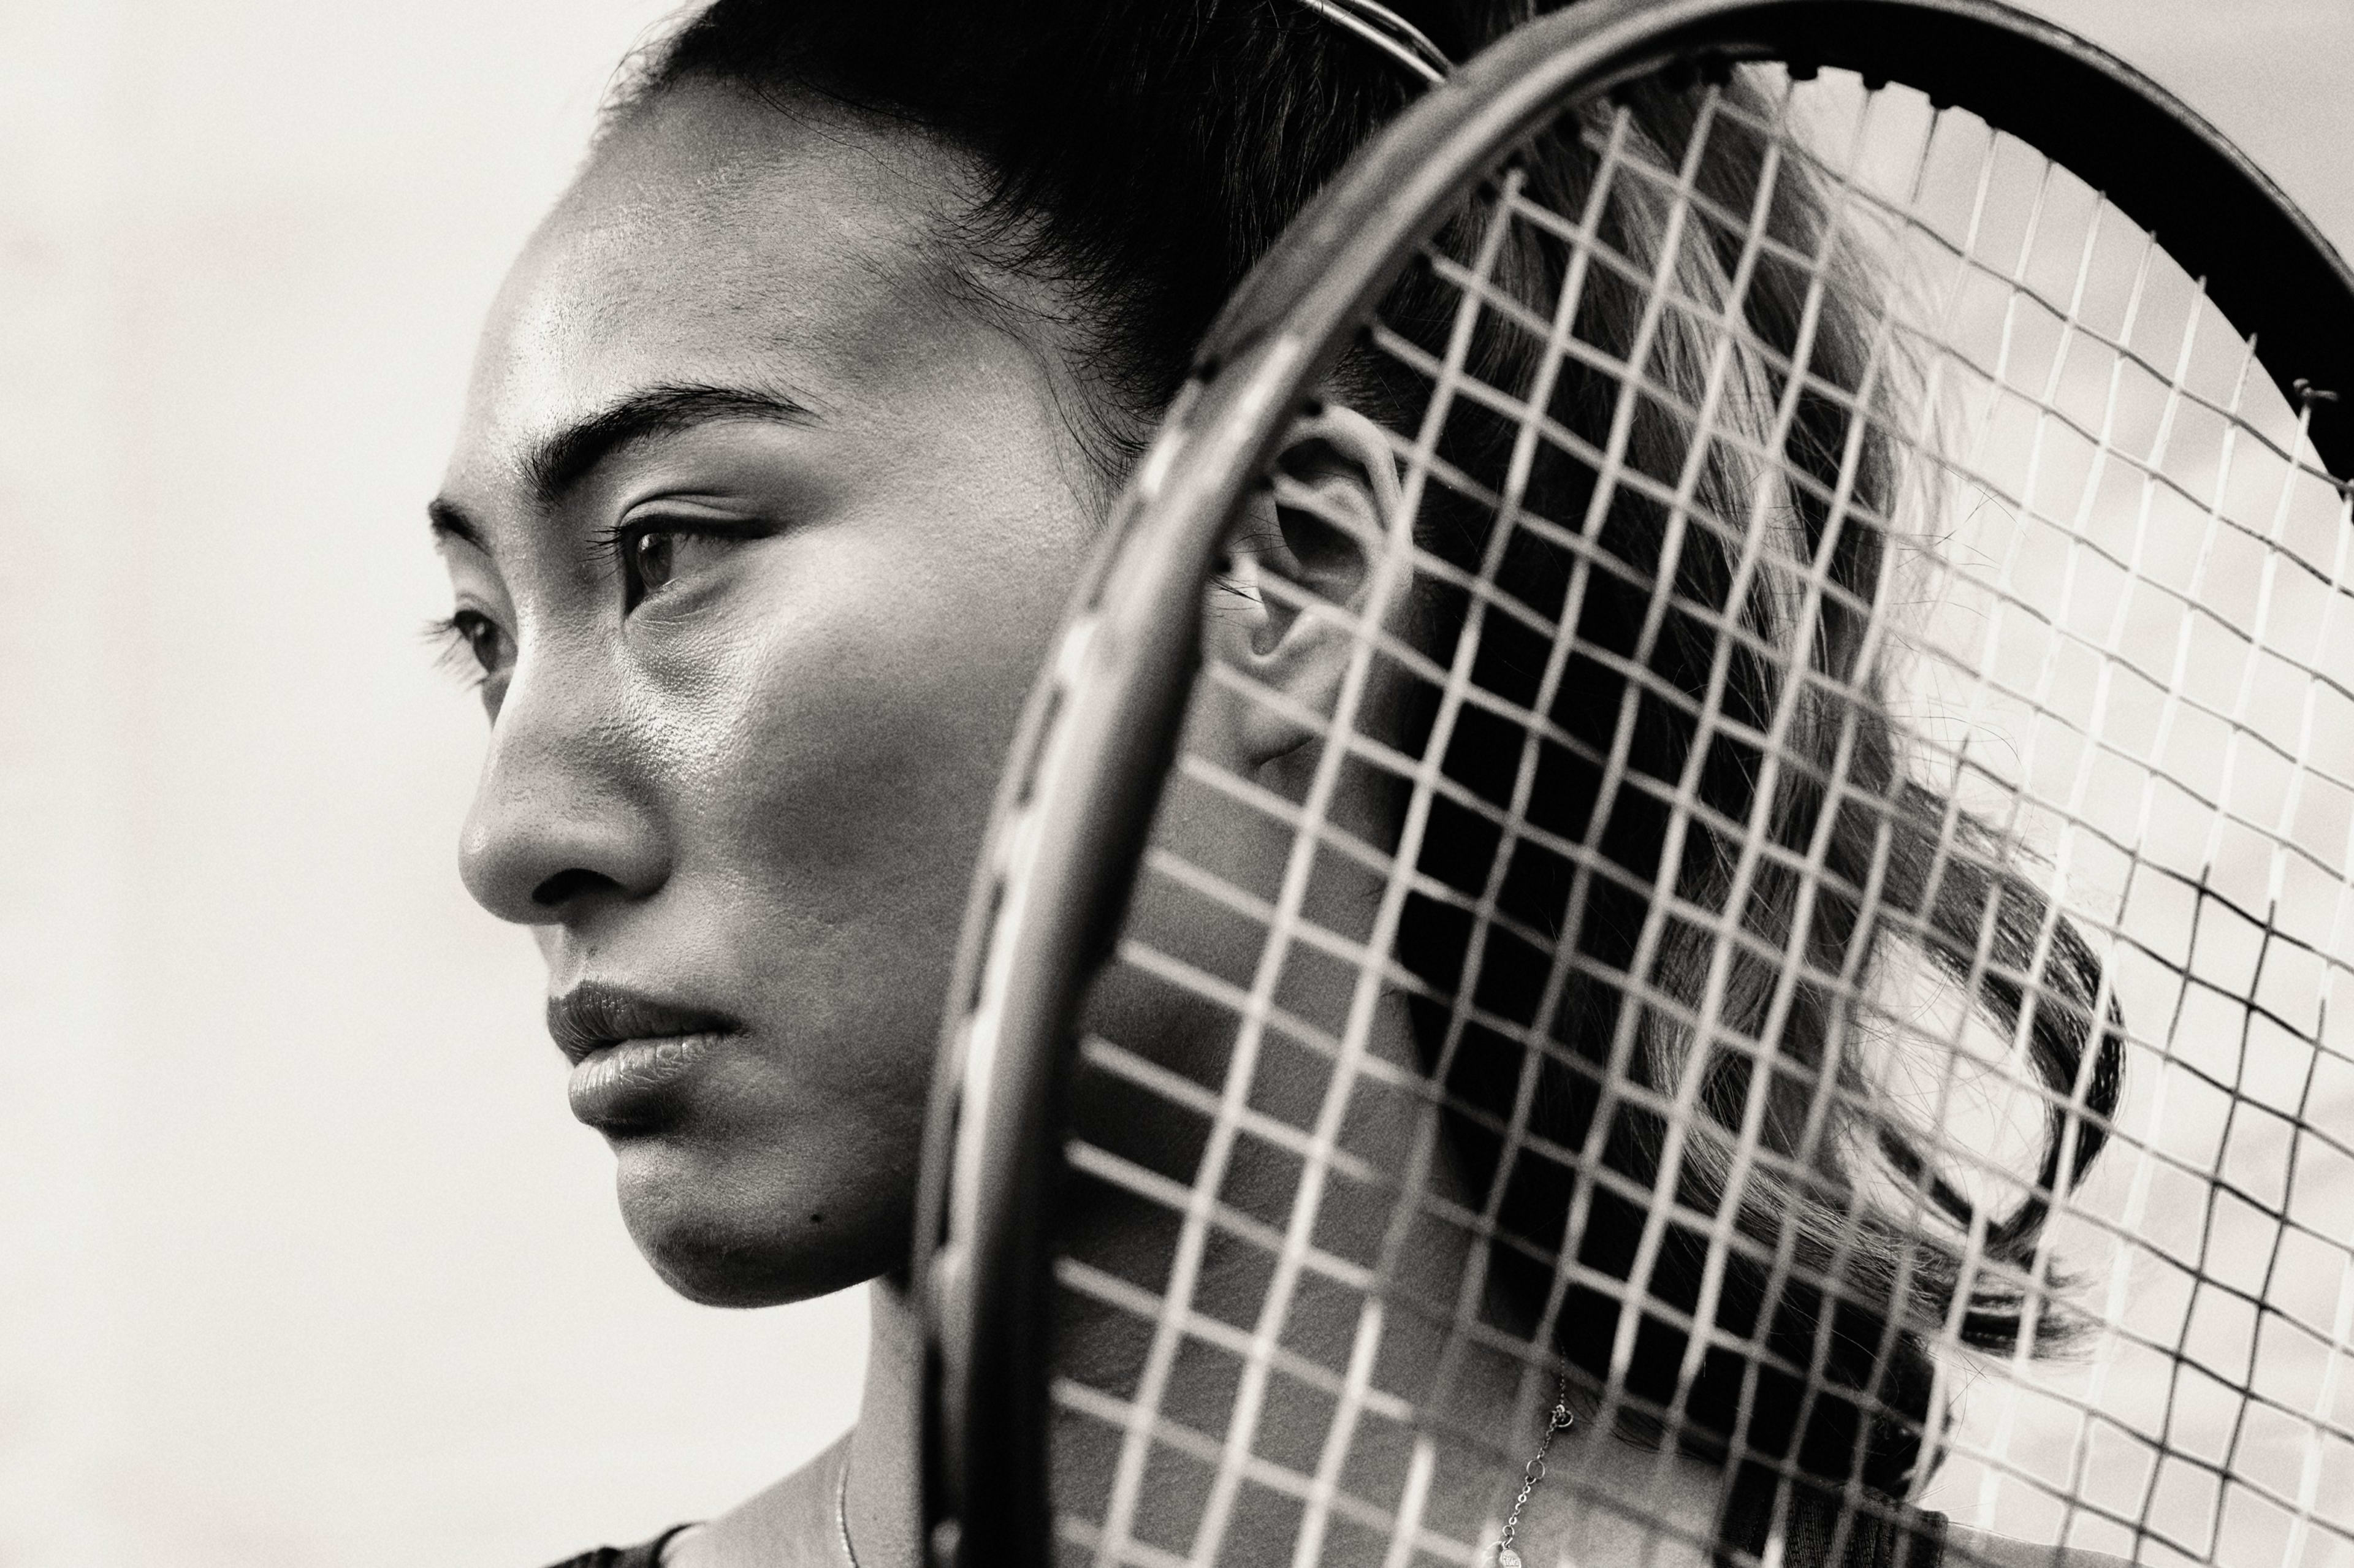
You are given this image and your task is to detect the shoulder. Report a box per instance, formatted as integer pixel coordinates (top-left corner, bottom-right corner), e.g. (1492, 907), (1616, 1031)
(658, 1435), (853, 1568)
(534, 1433), (849, 1568)
(540, 1524), (697, 1568)
(1941, 1529), (2134, 1568)
(1780, 1498), (2134, 1568)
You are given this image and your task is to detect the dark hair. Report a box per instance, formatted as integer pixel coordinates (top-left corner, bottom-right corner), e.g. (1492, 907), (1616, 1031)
(613, 0), (2125, 1549)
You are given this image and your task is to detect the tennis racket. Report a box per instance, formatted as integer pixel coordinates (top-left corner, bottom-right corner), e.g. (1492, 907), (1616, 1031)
(915, 2), (2354, 1564)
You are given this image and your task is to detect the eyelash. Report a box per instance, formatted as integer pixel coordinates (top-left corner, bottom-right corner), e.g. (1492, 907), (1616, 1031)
(427, 518), (769, 691)
(587, 518), (646, 571)
(591, 516), (770, 610)
(425, 611), (502, 690)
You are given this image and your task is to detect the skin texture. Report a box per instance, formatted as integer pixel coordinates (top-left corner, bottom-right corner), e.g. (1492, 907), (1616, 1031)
(438, 80), (1722, 1568)
(438, 85), (1104, 1310)
(435, 85), (1107, 1566)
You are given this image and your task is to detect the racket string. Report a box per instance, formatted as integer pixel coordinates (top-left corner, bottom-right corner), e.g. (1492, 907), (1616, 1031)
(1042, 64), (2354, 1568)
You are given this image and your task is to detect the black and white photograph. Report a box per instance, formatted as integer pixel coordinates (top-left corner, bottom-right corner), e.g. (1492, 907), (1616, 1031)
(10, 2), (2354, 1565)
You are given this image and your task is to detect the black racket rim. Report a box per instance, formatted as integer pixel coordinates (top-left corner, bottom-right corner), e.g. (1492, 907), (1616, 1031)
(913, 4), (2354, 1564)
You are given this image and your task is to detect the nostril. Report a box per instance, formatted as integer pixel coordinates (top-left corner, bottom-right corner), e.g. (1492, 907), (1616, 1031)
(531, 867), (621, 909)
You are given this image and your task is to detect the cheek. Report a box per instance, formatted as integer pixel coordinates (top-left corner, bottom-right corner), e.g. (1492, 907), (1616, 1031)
(655, 506), (1091, 986)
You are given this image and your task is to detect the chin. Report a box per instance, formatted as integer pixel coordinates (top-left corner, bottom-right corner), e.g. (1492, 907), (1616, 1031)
(612, 1135), (910, 1307)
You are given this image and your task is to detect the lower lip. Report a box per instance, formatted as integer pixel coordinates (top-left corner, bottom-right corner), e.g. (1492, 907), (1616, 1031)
(568, 1033), (726, 1127)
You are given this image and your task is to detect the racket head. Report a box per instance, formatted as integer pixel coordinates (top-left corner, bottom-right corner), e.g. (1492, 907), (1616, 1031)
(915, 3), (2354, 1564)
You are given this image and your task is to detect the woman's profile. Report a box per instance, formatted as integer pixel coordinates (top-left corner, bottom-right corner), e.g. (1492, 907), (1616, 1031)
(427, 3), (2125, 1564)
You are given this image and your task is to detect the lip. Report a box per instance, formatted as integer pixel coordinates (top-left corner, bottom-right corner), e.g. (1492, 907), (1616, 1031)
(549, 981), (741, 1128)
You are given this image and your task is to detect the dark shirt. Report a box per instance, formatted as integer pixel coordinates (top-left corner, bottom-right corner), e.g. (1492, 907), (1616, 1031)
(543, 1524), (695, 1568)
(1785, 1499), (1947, 1566)
(1756, 1494), (2131, 1567)
(544, 1496), (2131, 1567)
(557, 1514), (1929, 1567)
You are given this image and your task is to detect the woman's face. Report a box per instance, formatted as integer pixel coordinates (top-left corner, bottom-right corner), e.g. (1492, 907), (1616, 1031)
(433, 84), (1102, 1304)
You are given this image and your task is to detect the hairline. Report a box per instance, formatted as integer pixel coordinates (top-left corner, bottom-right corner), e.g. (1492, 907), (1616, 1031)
(598, 67), (1157, 492)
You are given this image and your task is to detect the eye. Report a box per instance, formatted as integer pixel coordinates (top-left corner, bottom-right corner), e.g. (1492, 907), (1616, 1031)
(609, 516), (770, 612)
(430, 608), (511, 680)
(631, 528), (681, 600)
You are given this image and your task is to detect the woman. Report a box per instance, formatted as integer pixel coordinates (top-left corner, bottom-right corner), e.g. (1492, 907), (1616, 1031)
(430, 2), (2122, 1563)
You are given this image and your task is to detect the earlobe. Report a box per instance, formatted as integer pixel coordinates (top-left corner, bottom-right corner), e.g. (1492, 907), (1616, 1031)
(1208, 404), (1409, 769)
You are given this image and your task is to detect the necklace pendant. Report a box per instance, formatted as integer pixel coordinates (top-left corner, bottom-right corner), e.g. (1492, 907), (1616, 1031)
(1496, 1549), (1523, 1568)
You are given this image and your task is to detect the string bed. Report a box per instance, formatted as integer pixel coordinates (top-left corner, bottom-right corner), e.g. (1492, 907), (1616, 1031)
(1042, 66), (2354, 1568)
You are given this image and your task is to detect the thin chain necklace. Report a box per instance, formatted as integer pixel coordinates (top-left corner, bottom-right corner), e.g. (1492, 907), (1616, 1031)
(834, 1448), (860, 1568)
(845, 1388), (1570, 1568)
(1492, 1377), (1575, 1568)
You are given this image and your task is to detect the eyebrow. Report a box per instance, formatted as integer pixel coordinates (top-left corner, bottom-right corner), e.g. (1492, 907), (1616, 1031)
(427, 381), (820, 548)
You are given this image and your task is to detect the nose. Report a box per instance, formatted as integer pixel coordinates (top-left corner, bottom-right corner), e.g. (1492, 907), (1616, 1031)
(459, 656), (671, 926)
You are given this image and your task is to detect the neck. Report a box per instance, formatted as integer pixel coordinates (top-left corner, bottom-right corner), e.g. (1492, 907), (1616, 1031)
(672, 1276), (926, 1568)
(847, 1272), (925, 1567)
(700, 981), (1723, 1567)
(1045, 967), (1728, 1566)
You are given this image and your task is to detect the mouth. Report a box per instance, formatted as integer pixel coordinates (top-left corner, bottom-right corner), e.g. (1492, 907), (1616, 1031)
(548, 980), (742, 1128)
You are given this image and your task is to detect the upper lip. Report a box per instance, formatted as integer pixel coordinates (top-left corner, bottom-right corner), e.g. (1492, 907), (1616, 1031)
(547, 980), (739, 1065)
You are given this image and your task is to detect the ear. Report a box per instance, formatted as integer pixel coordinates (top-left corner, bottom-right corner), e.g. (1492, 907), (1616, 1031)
(1205, 403), (1408, 769)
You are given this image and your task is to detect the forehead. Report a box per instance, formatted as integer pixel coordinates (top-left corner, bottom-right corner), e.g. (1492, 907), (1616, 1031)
(446, 82), (972, 494)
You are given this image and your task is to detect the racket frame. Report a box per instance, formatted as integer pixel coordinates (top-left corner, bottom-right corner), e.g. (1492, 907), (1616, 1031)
(912, 4), (2354, 1564)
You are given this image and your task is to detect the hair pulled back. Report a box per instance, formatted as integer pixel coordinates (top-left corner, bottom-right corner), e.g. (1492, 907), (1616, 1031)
(614, 1), (2125, 1546)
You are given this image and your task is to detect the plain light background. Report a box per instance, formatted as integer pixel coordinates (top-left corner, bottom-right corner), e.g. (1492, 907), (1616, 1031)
(2, 3), (2347, 1565)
